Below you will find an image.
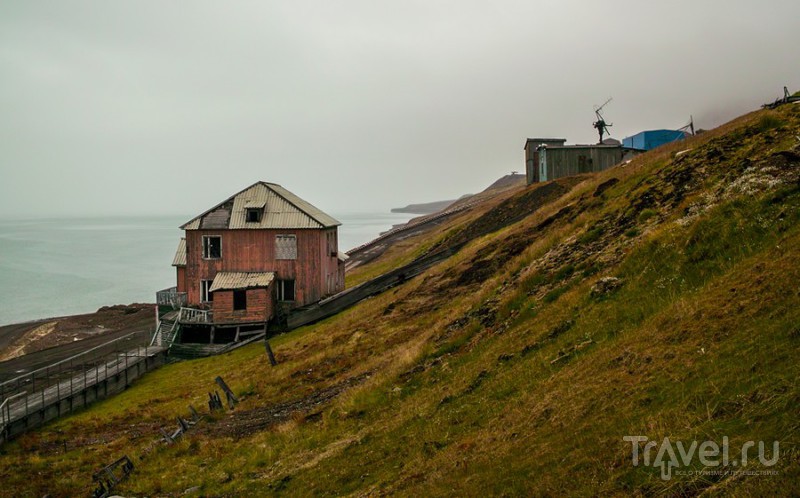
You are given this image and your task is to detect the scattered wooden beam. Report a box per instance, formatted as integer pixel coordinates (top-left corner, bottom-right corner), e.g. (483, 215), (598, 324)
(177, 416), (189, 433)
(265, 341), (277, 366)
(215, 376), (239, 409)
(91, 455), (134, 498)
(208, 391), (223, 412)
(188, 404), (201, 423)
(159, 427), (175, 444)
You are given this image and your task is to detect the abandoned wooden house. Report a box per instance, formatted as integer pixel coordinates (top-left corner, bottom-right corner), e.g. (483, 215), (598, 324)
(155, 181), (345, 353)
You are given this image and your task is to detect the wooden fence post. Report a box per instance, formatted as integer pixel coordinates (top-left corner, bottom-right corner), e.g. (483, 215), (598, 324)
(265, 341), (277, 367)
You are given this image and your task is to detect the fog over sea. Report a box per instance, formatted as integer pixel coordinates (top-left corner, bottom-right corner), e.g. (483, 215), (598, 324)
(0, 212), (414, 326)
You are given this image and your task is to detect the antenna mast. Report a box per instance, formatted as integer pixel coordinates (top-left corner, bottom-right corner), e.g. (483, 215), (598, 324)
(678, 115), (695, 136)
(593, 98), (613, 144)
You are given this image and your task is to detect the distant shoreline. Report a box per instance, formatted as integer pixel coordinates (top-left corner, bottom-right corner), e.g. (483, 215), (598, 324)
(0, 303), (154, 366)
(391, 199), (458, 215)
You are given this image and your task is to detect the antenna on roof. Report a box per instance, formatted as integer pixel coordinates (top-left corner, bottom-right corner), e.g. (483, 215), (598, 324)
(593, 98), (613, 144)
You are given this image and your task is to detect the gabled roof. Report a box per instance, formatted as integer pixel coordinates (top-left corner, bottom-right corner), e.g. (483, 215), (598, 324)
(172, 238), (186, 267)
(209, 271), (275, 292)
(181, 182), (341, 230)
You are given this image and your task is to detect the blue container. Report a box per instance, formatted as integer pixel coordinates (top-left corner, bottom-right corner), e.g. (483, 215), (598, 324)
(623, 130), (687, 151)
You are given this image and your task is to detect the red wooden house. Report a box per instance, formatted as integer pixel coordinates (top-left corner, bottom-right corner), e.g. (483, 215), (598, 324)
(157, 182), (346, 348)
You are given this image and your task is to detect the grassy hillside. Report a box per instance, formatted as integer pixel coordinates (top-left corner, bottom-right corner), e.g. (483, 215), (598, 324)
(2, 104), (799, 497)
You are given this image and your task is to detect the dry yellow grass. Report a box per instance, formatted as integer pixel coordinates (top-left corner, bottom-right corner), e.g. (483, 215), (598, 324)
(1, 104), (799, 496)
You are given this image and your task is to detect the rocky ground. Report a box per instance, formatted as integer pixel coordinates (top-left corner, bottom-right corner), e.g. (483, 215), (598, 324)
(0, 303), (155, 381)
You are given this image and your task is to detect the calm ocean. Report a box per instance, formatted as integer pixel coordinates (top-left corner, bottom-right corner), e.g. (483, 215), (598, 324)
(0, 212), (414, 326)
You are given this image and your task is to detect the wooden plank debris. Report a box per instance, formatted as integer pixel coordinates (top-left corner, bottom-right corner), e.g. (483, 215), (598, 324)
(265, 341), (277, 366)
(215, 376), (239, 409)
(208, 391), (223, 412)
(91, 455), (134, 498)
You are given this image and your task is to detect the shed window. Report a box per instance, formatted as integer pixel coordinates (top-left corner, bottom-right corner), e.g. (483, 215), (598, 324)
(246, 208), (263, 223)
(276, 279), (295, 302)
(201, 280), (214, 303)
(275, 235), (297, 260)
(202, 236), (221, 259)
(233, 290), (247, 310)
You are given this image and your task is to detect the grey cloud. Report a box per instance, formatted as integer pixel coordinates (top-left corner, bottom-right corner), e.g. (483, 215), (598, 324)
(1, 0), (798, 218)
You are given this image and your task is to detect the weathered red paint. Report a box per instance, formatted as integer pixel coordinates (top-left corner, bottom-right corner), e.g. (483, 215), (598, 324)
(176, 267), (187, 293)
(212, 286), (274, 324)
(183, 228), (342, 315)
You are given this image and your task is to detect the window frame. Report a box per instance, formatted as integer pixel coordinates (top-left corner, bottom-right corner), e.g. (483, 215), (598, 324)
(233, 289), (247, 310)
(276, 279), (296, 302)
(200, 279), (214, 303)
(245, 208), (263, 223)
(202, 235), (222, 259)
(275, 234), (298, 260)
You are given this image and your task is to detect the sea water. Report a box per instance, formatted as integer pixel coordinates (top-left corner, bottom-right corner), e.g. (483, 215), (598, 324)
(0, 212), (414, 326)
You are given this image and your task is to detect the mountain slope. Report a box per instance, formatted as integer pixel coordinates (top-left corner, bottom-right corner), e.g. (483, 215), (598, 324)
(2, 105), (799, 496)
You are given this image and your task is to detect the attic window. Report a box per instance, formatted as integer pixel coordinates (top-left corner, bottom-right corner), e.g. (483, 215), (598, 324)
(246, 208), (263, 223)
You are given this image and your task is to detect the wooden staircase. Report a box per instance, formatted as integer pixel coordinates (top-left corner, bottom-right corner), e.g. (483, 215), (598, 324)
(151, 315), (179, 348)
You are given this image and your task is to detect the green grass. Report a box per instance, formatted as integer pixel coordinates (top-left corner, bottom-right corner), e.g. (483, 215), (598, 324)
(2, 104), (800, 497)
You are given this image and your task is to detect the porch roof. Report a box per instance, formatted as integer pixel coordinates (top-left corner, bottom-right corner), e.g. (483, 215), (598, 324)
(209, 271), (276, 292)
(171, 238), (187, 267)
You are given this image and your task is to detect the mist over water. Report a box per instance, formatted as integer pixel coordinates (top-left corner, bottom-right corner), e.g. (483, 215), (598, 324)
(0, 212), (413, 326)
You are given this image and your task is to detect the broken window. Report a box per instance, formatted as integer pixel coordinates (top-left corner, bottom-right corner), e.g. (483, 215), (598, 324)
(233, 290), (247, 310)
(275, 235), (297, 260)
(201, 280), (214, 302)
(246, 208), (263, 223)
(276, 279), (295, 302)
(202, 235), (221, 259)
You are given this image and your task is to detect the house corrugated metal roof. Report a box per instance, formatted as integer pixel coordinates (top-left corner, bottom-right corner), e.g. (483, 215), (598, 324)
(242, 199), (266, 209)
(172, 238), (187, 267)
(180, 182), (340, 230)
(337, 251), (350, 262)
(184, 219), (200, 230)
(209, 271), (275, 292)
(268, 183), (341, 228)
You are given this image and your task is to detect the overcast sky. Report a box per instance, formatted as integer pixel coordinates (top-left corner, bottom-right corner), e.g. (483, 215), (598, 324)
(1, 1), (798, 218)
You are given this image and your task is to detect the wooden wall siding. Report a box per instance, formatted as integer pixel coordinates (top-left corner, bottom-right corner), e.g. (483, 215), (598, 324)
(541, 147), (641, 182)
(320, 228), (343, 297)
(176, 267), (187, 293)
(524, 139), (567, 184)
(184, 228), (343, 308)
(212, 287), (272, 324)
(336, 259), (346, 292)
